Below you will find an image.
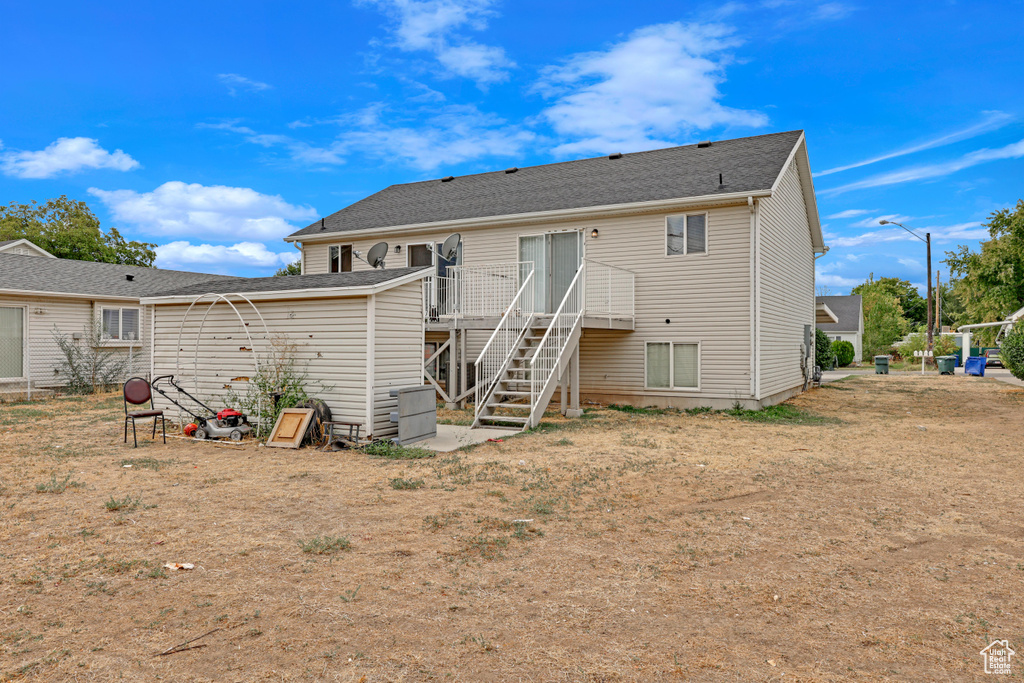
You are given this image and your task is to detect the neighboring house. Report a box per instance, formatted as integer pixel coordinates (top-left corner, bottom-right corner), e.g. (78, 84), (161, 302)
(285, 130), (826, 427)
(0, 239), (56, 258)
(815, 295), (864, 362)
(0, 253), (230, 399)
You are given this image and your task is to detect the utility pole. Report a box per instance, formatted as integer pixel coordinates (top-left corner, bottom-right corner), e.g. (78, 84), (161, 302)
(925, 232), (933, 353)
(936, 270), (942, 333)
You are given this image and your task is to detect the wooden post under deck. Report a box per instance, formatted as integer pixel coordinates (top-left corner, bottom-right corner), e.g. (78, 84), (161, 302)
(566, 346), (582, 418)
(446, 328), (458, 410)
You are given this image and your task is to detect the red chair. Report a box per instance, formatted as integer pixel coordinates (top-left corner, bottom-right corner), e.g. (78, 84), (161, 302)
(123, 377), (165, 448)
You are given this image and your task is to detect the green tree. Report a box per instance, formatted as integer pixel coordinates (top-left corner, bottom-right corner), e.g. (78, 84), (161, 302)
(937, 279), (966, 330)
(860, 286), (908, 357)
(0, 196), (156, 266)
(1000, 323), (1024, 380)
(945, 199), (1024, 344)
(814, 328), (833, 370)
(274, 261), (302, 277)
(852, 277), (927, 327)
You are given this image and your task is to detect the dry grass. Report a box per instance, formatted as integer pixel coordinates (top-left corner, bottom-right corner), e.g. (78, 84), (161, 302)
(1, 376), (1023, 681)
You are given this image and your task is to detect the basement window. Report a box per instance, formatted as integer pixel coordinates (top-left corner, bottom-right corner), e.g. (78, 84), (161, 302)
(329, 245), (353, 273)
(101, 307), (141, 341)
(645, 342), (700, 390)
(666, 213), (708, 256)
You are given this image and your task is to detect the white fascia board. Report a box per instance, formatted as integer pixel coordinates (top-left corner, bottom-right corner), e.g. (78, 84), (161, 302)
(141, 268), (429, 305)
(0, 288), (139, 302)
(769, 132), (825, 254)
(285, 190), (772, 244)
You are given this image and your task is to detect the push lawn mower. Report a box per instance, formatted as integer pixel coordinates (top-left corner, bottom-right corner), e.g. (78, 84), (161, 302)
(151, 375), (253, 441)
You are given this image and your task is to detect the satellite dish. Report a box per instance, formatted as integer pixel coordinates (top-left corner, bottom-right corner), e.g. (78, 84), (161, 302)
(440, 233), (462, 262)
(366, 242), (389, 269)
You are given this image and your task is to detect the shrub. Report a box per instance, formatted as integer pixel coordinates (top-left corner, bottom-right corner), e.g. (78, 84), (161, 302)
(814, 329), (833, 370)
(1001, 324), (1024, 380)
(52, 322), (139, 394)
(899, 331), (958, 358)
(833, 340), (855, 367)
(299, 535), (351, 554)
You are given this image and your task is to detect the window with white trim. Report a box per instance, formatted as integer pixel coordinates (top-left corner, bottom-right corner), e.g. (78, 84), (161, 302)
(645, 342), (700, 390)
(666, 213), (707, 256)
(101, 307), (141, 341)
(329, 244), (353, 273)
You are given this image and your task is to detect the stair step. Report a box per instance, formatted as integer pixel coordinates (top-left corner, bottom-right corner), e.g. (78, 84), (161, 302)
(494, 390), (531, 396)
(487, 402), (531, 410)
(480, 416), (529, 425)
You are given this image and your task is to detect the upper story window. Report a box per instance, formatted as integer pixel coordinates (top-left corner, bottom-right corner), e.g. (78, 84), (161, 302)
(101, 307), (141, 341)
(666, 213), (708, 256)
(329, 245), (352, 273)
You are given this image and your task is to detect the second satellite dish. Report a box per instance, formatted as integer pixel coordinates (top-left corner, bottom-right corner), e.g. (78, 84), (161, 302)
(366, 242), (389, 269)
(440, 233), (462, 262)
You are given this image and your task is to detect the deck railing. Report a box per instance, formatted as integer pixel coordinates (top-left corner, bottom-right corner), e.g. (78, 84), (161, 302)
(473, 270), (535, 424)
(583, 258), (635, 320)
(424, 262), (533, 323)
(528, 262), (586, 425)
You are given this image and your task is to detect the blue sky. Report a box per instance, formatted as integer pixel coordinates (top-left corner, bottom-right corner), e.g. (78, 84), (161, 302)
(1, 0), (1022, 292)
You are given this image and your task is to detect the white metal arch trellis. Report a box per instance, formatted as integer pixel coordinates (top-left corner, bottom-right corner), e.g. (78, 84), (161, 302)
(172, 293), (273, 433)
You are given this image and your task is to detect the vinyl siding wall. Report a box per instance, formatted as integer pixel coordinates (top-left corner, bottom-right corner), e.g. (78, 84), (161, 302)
(150, 284), (423, 438)
(371, 282), (426, 438)
(0, 294), (150, 387)
(756, 159), (816, 399)
(151, 297), (369, 431)
(301, 203), (756, 406)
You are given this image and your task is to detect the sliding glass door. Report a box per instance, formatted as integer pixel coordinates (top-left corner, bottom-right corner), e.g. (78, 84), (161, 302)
(518, 231), (583, 313)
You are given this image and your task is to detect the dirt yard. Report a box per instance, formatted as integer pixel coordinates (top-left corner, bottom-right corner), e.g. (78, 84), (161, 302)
(1, 375), (1022, 681)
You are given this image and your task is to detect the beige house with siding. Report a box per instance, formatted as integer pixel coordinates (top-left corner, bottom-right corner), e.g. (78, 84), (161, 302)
(0, 252), (231, 399)
(285, 130), (826, 428)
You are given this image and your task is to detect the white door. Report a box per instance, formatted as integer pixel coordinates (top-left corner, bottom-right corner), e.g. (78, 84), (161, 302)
(0, 307), (25, 379)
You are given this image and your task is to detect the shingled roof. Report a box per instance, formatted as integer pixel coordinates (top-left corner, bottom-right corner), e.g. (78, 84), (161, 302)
(145, 267), (430, 299)
(288, 130), (805, 238)
(0, 253), (235, 299)
(816, 295), (863, 332)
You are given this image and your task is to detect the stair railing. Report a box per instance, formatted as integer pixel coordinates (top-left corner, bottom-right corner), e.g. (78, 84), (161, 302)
(474, 269), (535, 423)
(528, 263), (586, 423)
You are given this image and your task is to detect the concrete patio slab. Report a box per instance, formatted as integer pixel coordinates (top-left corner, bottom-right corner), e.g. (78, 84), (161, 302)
(416, 423), (520, 452)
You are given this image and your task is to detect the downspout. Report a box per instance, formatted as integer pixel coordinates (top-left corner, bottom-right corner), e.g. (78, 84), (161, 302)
(748, 196), (758, 401)
(804, 246), (831, 391)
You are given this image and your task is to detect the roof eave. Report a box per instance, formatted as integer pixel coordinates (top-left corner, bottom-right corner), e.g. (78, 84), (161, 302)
(285, 189), (773, 243)
(0, 287), (139, 302)
(141, 268), (430, 305)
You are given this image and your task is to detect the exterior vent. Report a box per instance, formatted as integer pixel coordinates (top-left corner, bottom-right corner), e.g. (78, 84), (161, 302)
(125, 274), (134, 282)
(319, 217), (326, 230)
(608, 152), (622, 159)
(697, 140), (712, 148)
(441, 176), (455, 182)
(505, 167), (518, 174)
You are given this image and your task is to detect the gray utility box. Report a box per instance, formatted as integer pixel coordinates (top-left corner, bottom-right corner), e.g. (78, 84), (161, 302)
(389, 385), (437, 445)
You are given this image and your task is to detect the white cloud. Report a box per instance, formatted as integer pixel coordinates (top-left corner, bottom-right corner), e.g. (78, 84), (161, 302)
(825, 208), (874, 219)
(0, 137), (139, 179)
(816, 272), (862, 288)
(815, 111), (1014, 177)
(338, 104), (534, 170)
(156, 241), (298, 270)
(820, 137), (1024, 196)
(218, 73), (273, 96)
(199, 122), (347, 166)
(361, 0), (514, 86)
(535, 22), (768, 156)
(89, 181), (317, 241)
(849, 213), (913, 229)
(897, 257), (922, 270)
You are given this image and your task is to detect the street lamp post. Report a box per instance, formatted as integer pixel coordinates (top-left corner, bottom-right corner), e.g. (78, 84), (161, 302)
(879, 220), (933, 353)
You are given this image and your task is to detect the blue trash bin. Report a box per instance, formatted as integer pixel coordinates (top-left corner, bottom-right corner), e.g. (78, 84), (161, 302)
(965, 356), (986, 377)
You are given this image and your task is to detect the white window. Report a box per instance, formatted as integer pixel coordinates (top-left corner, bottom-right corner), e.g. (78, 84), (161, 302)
(101, 307), (141, 341)
(666, 213), (708, 256)
(329, 245), (352, 273)
(645, 342), (700, 390)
